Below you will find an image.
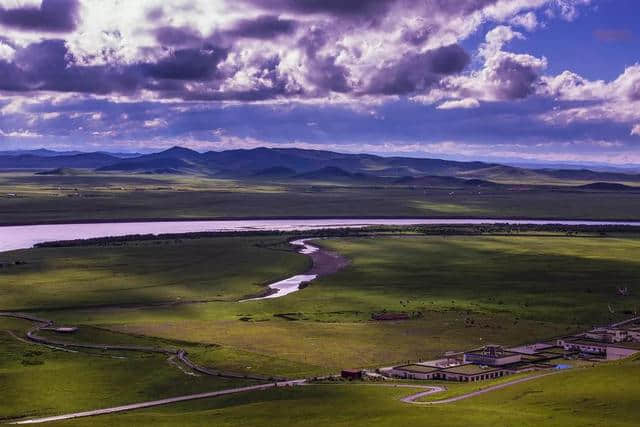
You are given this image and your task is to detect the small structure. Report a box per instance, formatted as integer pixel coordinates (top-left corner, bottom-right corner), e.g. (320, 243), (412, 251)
(341, 369), (364, 380)
(388, 365), (440, 380)
(556, 337), (639, 360)
(584, 328), (628, 343)
(463, 345), (522, 366)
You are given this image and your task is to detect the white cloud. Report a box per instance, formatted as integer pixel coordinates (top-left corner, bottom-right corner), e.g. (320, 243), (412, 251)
(539, 65), (640, 127)
(143, 118), (168, 128)
(510, 12), (539, 31)
(437, 98), (480, 109)
(0, 129), (42, 138)
(423, 25), (547, 104)
(632, 124), (640, 136)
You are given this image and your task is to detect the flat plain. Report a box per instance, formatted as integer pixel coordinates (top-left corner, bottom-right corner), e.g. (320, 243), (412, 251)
(2, 172), (640, 224)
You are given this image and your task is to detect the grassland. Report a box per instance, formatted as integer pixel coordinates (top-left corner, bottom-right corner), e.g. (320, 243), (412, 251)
(0, 317), (251, 422)
(4, 233), (640, 378)
(0, 236), (308, 310)
(3, 231), (640, 424)
(2, 172), (640, 224)
(53, 356), (640, 426)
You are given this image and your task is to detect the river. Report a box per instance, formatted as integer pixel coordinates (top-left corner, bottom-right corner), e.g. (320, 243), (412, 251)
(1, 218), (640, 253)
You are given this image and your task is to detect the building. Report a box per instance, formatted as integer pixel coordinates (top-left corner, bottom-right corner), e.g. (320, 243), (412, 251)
(388, 365), (440, 380)
(341, 369), (364, 380)
(463, 345), (522, 366)
(385, 344), (566, 382)
(584, 328), (629, 343)
(556, 338), (640, 360)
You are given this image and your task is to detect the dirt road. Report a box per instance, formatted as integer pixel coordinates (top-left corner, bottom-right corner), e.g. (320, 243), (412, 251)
(401, 371), (559, 404)
(11, 380), (306, 425)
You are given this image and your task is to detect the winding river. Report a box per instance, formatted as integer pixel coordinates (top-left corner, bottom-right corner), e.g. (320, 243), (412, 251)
(2, 218), (640, 253)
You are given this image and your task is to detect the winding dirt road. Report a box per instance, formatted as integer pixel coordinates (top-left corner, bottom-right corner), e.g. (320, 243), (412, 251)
(401, 371), (559, 404)
(8, 373), (565, 424)
(0, 312), (277, 382)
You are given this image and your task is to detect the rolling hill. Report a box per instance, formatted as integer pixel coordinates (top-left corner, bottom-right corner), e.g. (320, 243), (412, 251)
(1, 146), (640, 185)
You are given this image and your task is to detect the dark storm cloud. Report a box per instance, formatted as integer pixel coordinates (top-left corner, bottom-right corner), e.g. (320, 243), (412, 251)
(244, 0), (501, 21)
(0, 0), (79, 32)
(492, 56), (542, 100)
(243, 0), (392, 17)
(145, 47), (228, 80)
(430, 0), (498, 15)
(366, 44), (470, 95)
(298, 27), (350, 93)
(226, 15), (297, 39)
(7, 39), (142, 93)
(155, 26), (203, 46)
(1, 39), (229, 95)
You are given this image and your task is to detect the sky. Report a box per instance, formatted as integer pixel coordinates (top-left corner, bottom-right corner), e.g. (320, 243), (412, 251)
(0, 0), (639, 165)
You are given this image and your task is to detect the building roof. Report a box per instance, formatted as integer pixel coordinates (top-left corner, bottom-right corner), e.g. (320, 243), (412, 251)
(564, 338), (640, 350)
(465, 349), (520, 358)
(440, 364), (501, 375)
(394, 364), (440, 374)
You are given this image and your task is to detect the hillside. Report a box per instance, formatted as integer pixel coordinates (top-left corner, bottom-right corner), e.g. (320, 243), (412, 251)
(0, 153), (120, 169)
(2, 146), (640, 184)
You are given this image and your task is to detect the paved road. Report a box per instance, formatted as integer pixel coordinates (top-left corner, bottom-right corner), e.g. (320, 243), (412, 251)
(11, 380), (306, 425)
(401, 371), (559, 404)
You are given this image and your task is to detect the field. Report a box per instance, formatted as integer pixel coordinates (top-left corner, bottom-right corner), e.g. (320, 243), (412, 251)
(2, 172), (640, 224)
(0, 317), (251, 422)
(2, 231), (640, 423)
(47, 356), (640, 427)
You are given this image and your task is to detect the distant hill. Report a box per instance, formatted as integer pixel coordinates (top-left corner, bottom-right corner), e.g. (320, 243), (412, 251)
(394, 175), (498, 187)
(0, 149), (139, 158)
(577, 182), (636, 191)
(0, 153), (120, 169)
(35, 168), (84, 176)
(252, 166), (297, 178)
(2, 146), (640, 185)
(456, 165), (546, 182)
(294, 166), (373, 181)
(98, 147), (208, 174)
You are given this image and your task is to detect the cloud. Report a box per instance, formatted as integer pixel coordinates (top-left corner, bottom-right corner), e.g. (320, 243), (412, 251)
(0, 129), (42, 138)
(539, 65), (640, 128)
(365, 44), (470, 95)
(0, 0), (594, 105)
(0, 0), (79, 32)
(155, 26), (203, 46)
(437, 98), (480, 109)
(421, 26), (547, 103)
(143, 118), (168, 128)
(510, 12), (538, 31)
(241, 0), (394, 19)
(225, 15), (297, 40)
(631, 124), (640, 136)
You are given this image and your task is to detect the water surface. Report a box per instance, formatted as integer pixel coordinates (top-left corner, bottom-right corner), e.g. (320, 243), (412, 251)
(2, 218), (639, 253)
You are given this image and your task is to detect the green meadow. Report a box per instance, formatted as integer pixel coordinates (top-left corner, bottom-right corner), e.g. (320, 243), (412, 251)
(0, 317), (251, 423)
(53, 356), (640, 427)
(2, 172), (640, 224)
(2, 231), (640, 423)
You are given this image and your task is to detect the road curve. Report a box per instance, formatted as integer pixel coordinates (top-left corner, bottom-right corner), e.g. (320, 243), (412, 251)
(11, 380), (306, 425)
(401, 371), (559, 404)
(0, 312), (276, 382)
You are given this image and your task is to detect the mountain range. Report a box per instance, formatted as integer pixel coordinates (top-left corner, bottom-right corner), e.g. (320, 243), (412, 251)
(2, 146), (640, 185)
